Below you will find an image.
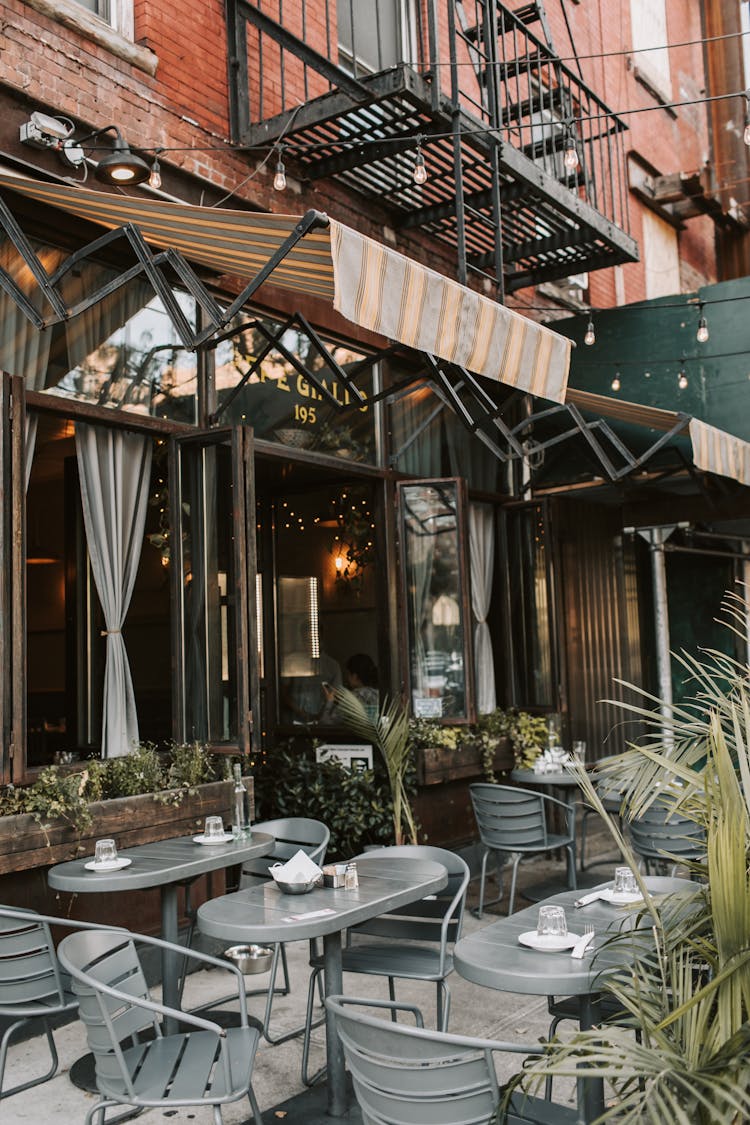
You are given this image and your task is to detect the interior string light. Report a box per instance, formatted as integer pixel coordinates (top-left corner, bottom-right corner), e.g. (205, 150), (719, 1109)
(611, 370), (621, 392)
(413, 136), (427, 185)
(696, 303), (709, 343)
(273, 145), (287, 192)
(584, 317), (596, 346)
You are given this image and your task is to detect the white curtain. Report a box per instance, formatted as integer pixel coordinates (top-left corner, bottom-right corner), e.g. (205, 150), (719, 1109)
(75, 423), (153, 757)
(469, 502), (496, 713)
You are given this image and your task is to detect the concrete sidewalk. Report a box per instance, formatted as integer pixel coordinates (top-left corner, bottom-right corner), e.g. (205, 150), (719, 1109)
(2, 825), (620, 1124)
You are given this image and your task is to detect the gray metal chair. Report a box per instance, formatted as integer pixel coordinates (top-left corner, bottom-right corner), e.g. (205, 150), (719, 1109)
(0, 906), (78, 1102)
(628, 800), (705, 875)
(469, 783), (577, 917)
(326, 994), (580, 1124)
(237, 816), (330, 1045)
(58, 926), (263, 1125)
(579, 763), (626, 870)
(301, 844), (469, 1085)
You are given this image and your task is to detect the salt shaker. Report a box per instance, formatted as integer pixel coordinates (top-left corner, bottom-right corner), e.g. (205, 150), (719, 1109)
(344, 861), (358, 890)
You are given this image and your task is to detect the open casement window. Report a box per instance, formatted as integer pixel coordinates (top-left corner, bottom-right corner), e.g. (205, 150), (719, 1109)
(397, 478), (475, 724)
(170, 427), (257, 754)
(499, 500), (559, 712)
(0, 375), (25, 783)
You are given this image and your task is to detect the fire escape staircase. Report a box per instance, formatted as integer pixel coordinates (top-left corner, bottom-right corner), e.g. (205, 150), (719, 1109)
(227, 0), (638, 296)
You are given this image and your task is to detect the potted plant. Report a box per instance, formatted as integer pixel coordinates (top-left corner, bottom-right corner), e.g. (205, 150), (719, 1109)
(332, 688), (418, 846)
(505, 594), (750, 1122)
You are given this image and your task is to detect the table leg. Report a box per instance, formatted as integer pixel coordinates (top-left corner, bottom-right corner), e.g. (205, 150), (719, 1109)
(578, 994), (605, 1123)
(161, 884), (179, 1035)
(322, 930), (346, 1117)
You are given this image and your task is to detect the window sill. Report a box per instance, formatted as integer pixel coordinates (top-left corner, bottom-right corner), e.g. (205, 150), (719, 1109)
(23, 0), (157, 76)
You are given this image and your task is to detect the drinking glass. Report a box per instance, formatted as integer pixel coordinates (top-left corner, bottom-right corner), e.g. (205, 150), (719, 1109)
(613, 866), (638, 894)
(204, 816), (225, 839)
(537, 904), (567, 938)
(94, 838), (118, 866)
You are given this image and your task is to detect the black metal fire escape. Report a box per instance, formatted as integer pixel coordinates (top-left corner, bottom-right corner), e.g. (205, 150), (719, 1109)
(227, 0), (638, 297)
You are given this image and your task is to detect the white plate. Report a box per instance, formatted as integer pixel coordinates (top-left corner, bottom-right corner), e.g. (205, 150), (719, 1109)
(518, 930), (580, 952)
(192, 833), (235, 845)
(599, 887), (643, 905)
(84, 857), (132, 872)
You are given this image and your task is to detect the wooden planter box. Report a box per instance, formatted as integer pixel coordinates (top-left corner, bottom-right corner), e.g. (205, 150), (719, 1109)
(0, 777), (254, 875)
(416, 737), (512, 786)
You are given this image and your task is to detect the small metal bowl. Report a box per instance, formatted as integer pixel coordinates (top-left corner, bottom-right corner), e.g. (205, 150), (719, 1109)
(271, 874), (320, 895)
(224, 944), (274, 975)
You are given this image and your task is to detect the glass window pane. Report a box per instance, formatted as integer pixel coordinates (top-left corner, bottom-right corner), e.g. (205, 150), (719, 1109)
(504, 505), (554, 708)
(400, 481), (471, 721)
(214, 312), (377, 464)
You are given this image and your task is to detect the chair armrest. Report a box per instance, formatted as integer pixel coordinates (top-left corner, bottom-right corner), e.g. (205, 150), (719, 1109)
(126, 930), (249, 1022)
(78, 972), (228, 1037)
(334, 995), (424, 1026)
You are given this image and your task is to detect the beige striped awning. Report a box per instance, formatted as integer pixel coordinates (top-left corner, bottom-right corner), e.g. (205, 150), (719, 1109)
(566, 387), (750, 489)
(0, 171), (572, 403)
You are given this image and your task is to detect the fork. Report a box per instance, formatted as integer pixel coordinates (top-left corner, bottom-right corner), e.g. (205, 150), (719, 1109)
(571, 924), (595, 959)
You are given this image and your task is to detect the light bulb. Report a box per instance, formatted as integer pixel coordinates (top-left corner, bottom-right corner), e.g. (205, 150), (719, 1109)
(611, 372), (621, 392)
(413, 149), (427, 185)
(584, 318), (595, 346)
(563, 136), (579, 170)
(696, 315), (709, 343)
(148, 158), (162, 190)
(678, 370), (688, 389)
(745, 120), (750, 146)
(273, 158), (286, 192)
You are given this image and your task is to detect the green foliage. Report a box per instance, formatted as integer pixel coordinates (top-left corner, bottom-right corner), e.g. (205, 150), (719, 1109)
(334, 688), (418, 845)
(253, 746), (399, 860)
(0, 741), (226, 838)
(507, 592), (750, 1124)
(406, 707), (547, 779)
(504, 710), (549, 769)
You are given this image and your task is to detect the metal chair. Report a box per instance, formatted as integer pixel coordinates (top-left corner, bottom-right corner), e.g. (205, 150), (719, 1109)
(326, 994), (580, 1125)
(469, 783), (577, 917)
(579, 763), (626, 870)
(301, 844), (469, 1085)
(239, 817), (330, 1044)
(628, 800), (705, 875)
(0, 906), (78, 1102)
(58, 926), (263, 1125)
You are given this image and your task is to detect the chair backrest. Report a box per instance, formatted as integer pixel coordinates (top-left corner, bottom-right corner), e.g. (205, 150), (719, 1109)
(629, 801), (705, 861)
(470, 783), (550, 850)
(0, 907), (67, 1014)
(242, 816), (330, 880)
(58, 929), (159, 1098)
(326, 994), (534, 1125)
(348, 845), (469, 948)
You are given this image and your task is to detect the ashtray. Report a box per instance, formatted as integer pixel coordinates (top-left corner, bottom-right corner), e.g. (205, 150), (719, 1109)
(224, 944), (273, 974)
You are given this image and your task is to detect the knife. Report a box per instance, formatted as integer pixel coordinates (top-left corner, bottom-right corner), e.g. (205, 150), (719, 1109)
(571, 930), (596, 959)
(574, 890), (602, 908)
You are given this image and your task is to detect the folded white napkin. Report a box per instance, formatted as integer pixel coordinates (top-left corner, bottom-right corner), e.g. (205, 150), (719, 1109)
(270, 849), (323, 884)
(574, 890), (603, 908)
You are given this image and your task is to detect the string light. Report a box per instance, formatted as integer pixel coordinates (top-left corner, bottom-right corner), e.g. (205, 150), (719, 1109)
(413, 137), (427, 185)
(696, 303), (709, 343)
(677, 356), (688, 389)
(148, 155), (162, 190)
(611, 370), (621, 392)
(563, 131), (579, 170)
(584, 317), (596, 346)
(273, 146), (287, 192)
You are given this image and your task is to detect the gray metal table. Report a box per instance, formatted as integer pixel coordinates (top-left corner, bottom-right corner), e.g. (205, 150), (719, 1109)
(454, 876), (694, 1122)
(197, 854), (448, 1118)
(48, 831), (274, 1024)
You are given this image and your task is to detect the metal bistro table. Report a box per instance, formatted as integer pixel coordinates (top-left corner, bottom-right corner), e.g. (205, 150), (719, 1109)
(454, 876), (694, 1122)
(197, 854), (448, 1118)
(48, 831), (274, 1029)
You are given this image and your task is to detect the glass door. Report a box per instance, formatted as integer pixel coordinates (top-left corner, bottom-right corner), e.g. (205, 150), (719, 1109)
(170, 426), (257, 753)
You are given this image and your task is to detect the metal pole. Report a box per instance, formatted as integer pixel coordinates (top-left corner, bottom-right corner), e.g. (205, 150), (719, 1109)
(646, 529), (673, 748)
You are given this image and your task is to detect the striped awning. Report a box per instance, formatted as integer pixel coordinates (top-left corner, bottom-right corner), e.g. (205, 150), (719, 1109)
(566, 387), (750, 488)
(0, 171), (572, 403)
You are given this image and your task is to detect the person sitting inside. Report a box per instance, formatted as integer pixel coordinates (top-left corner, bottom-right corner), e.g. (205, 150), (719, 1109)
(322, 652), (379, 722)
